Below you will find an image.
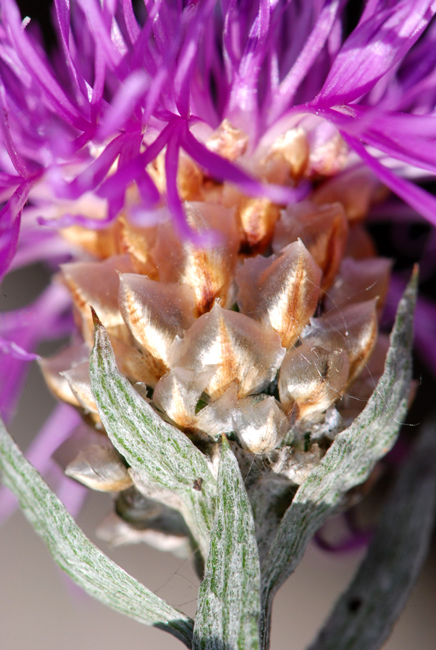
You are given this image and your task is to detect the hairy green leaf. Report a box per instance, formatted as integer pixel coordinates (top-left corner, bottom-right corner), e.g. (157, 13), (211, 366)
(0, 417), (193, 646)
(307, 419), (436, 650)
(90, 316), (216, 558)
(193, 437), (261, 650)
(259, 270), (418, 649)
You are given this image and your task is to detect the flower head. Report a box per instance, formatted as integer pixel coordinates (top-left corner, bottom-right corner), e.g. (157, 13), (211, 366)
(0, 0), (435, 552)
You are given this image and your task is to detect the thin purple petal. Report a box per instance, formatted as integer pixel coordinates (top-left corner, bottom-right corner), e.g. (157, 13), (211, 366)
(343, 134), (436, 228)
(317, 0), (436, 106)
(266, 0), (341, 125)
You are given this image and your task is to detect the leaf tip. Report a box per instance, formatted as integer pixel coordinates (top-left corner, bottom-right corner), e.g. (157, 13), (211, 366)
(398, 264), (419, 319)
(90, 306), (103, 330)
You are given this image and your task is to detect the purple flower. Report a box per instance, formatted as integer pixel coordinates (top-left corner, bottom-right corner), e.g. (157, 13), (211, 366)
(1, 0), (436, 528)
(0, 1), (434, 250)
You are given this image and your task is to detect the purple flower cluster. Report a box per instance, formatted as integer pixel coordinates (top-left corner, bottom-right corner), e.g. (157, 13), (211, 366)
(1, 0), (436, 519)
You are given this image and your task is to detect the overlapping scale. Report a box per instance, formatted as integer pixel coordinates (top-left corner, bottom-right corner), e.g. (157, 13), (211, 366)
(110, 335), (165, 387)
(206, 120), (249, 161)
(312, 166), (385, 222)
(194, 385), (288, 453)
(153, 367), (215, 430)
(306, 299), (378, 387)
(63, 361), (98, 415)
(39, 342), (90, 407)
(237, 197), (281, 255)
(61, 255), (134, 346)
(119, 274), (196, 368)
(117, 217), (158, 276)
(97, 512), (191, 556)
(345, 225), (377, 260)
(324, 257), (392, 313)
(339, 334), (390, 423)
(65, 443), (132, 492)
(236, 240), (322, 348)
(60, 221), (120, 259)
(152, 202), (239, 314)
(168, 303), (285, 399)
(278, 341), (350, 420)
(273, 201), (348, 290)
(231, 395), (288, 453)
(306, 122), (348, 178)
(177, 153), (205, 201)
(193, 385), (236, 438)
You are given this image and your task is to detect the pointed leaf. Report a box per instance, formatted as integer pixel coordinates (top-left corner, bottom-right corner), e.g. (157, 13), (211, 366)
(90, 315), (216, 558)
(0, 417), (193, 647)
(259, 269), (418, 648)
(307, 418), (436, 650)
(193, 437), (261, 650)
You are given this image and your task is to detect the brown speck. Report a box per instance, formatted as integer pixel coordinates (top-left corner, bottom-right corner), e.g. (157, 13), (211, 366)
(348, 597), (362, 612)
(193, 478), (203, 492)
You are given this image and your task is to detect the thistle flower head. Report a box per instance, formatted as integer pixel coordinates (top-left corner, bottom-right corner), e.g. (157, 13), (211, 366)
(1, 0), (435, 556)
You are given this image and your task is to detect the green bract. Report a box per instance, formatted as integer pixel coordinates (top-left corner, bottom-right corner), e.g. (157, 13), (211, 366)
(0, 416), (194, 647)
(308, 418), (436, 650)
(193, 436), (261, 650)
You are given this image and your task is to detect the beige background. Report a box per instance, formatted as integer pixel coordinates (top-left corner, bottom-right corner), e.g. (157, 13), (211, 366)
(1, 265), (435, 650)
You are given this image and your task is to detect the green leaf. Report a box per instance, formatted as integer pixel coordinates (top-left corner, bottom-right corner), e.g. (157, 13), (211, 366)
(307, 418), (436, 650)
(193, 437), (261, 650)
(0, 416), (194, 647)
(259, 269), (418, 649)
(90, 315), (216, 558)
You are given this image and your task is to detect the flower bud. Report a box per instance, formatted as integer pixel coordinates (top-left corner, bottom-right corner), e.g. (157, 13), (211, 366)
(207, 120), (249, 161)
(237, 197), (281, 255)
(258, 127), (309, 184)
